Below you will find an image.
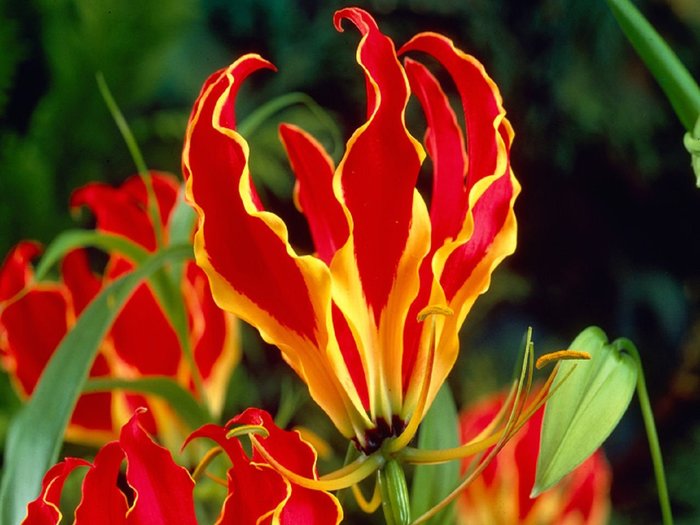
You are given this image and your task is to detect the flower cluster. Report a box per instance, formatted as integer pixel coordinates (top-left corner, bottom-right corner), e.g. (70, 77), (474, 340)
(0, 173), (238, 443)
(24, 408), (341, 524)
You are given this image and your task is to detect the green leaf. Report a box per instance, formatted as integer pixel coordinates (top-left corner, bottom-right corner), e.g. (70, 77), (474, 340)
(83, 376), (209, 431)
(0, 244), (192, 525)
(410, 383), (460, 525)
(166, 185), (197, 284)
(605, 0), (700, 131)
(34, 229), (150, 281)
(683, 115), (700, 187)
(533, 326), (637, 496)
(168, 185), (197, 248)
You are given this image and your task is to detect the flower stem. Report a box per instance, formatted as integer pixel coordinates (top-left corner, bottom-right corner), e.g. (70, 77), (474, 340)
(615, 338), (673, 525)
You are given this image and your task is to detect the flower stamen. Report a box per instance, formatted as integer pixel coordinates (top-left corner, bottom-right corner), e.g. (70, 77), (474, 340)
(250, 434), (385, 491)
(351, 477), (382, 513)
(387, 305), (453, 454)
(536, 350), (591, 369)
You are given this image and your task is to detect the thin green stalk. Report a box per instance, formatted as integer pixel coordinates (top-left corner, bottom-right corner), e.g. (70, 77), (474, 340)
(96, 72), (164, 248)
(154, 271), (211, 414)
(616, 338), (673, 525)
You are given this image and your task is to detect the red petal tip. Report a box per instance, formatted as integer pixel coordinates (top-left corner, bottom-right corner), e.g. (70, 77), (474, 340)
(333, 7), (378, 34)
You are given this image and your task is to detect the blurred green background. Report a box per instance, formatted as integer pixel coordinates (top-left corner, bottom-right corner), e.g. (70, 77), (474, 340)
(1, 0), (700, 523)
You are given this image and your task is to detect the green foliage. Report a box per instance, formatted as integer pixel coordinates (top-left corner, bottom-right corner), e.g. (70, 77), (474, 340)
(605, 0), (700, 186)
(33, 229), (149, 279)
(605, 0), (700, 132)
(0, 0), (198, 257)
(667, 424), (700, 524)
(410, 384), (459, 525)
(534, 326), (637, 495)
(0, 3), (23, 116)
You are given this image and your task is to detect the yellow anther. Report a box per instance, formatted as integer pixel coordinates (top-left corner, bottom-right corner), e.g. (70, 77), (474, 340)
(535, 350), (591, 370)
(416, 305), (453, 322)
(226, 424), (270, 440)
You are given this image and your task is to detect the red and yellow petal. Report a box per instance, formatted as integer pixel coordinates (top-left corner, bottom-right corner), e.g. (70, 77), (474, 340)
(0, 241), (42, 301)
(399, 33), (519, 316)
(187, 423), (291, 525)
(332, 8), (426, 320)
(401, 57), (467, 400)
(22, 458), (91, 525)
(404, 58), (468, 248)
(400, 33), (511, 199)
(184, 54), (323, 349)
(0, 245), (117, 439)
(109, 283), (181, 377)
(119, 409), (197, 525)
(280, 124), (346, 265)
(74, 442), (129, 524)
(0, 283), (71, 396)
(184, 54), (367, 438)
(184, 262), (239, 416)
(70, 173), (179, 251)
(399, 32), (519, 416)
(329, 7), (432, 425)
(231, 408), (343, 524)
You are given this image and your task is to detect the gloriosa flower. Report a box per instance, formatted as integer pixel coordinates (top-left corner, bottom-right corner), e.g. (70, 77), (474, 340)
(458, 393), (612, 525)
(22, 408), (340, 524)
(0, 173), (238, 444)
(183, 6), (518, 454)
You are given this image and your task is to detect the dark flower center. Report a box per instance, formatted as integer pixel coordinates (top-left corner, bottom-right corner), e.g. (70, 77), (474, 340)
(355, 415), (407, 455)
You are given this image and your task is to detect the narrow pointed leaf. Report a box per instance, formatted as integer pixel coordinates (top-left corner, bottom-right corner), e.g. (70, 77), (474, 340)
(168, 186), (197, 248)
(410, 384), (459, 524)
(0, 244), (192, 525)
(533, 326), (637, 496)
(605, 0), (700, 131)
(33, 229), (149, 281)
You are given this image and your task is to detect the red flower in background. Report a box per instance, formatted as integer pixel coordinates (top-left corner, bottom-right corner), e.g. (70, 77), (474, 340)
(23, 408), (342, 525)
(23, 409), (198, 525)
(0, 173), (238, 444)
(458, 393), (611, 525)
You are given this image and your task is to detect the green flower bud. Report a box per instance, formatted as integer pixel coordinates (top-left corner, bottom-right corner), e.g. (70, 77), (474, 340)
(378, 459), (410, 525)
